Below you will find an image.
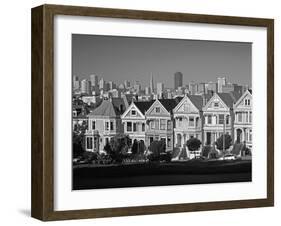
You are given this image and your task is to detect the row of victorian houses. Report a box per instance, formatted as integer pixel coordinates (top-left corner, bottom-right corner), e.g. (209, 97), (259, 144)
(77, 90), (252, 156)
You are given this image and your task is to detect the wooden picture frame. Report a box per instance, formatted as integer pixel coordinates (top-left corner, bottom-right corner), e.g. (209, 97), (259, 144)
(31, 4), (274, 221)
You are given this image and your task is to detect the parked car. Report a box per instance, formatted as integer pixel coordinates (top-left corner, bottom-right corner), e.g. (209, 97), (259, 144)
(223, 154), (236, 160)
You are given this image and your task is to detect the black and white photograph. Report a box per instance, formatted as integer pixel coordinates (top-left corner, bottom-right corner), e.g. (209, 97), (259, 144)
(72, 34), (252, 190)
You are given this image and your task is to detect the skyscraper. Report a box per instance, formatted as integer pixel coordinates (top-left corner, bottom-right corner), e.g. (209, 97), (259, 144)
(99, 78), (105, 90)
(217, 77), (226, 93)
(150, 74), (154, 94)
(90, 74), (99, 88)
(81, 79), (92, 95)
(174, 72), (183, 89)
(124, 80), (130, 89)
(157, 82), (164, 98)
(73, 75), (80, 91)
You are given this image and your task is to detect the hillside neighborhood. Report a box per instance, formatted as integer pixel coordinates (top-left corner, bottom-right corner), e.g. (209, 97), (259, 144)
(73, 73), (252, 165)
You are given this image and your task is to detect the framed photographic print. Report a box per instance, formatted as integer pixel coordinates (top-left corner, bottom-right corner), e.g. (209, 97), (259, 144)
(31, 4), (274, 221)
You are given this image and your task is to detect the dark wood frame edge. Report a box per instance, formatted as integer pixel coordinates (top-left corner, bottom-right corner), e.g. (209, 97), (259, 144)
(31, 4), (274, 221)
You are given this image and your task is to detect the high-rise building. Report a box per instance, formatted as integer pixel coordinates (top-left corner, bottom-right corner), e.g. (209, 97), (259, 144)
(157, 82), (164, 98)
(206, 81), (218, 94)
(81, 79), (92, 95)
(124, 80), (130, 89)
(197, 82), (206, 94)
(134, 81), (141, 93)
(90, 74), (99, 88)
(174, 72), (183, 89)
(108, 81), (116, 90)
(145, 86), (151, 95)
(188, 81), (197, 95)
(99, 78), (105, 90)
(73, 75), (80, 90)
(217, 77), (226, 93)
(222, 83), (234, 93)
(150, 74), (154, 94)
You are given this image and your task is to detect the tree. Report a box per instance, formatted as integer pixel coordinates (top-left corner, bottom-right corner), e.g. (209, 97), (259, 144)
(148, 140), (166, 161)
(216, 134), (232, 152)
(107, 134), (130, 163)
(72, 132), (85, 158)
(202, 145), (212, 158)
(186, 137), (201, 152)
(131, 139), (139, 155)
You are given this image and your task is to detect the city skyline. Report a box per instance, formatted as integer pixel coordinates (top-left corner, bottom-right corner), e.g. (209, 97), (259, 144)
(72, 34), (252, 88)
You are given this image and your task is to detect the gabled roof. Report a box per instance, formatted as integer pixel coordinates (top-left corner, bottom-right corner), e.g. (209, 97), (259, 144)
(88, 99), (125, 118)
(234, 89), (252, 108)
(134, 100), (155, 114)
(158, 97), (183, 112)
(189, 95), (204, 110)
(217, 93), (237, 108)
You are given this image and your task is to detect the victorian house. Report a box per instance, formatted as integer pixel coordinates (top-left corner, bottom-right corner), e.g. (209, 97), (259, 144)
(233, 90), (252, 149)
(202, 93), (238, 146)
(121, 100), (154, 145)
(84, 98), (125, 152)
(145, 97), (182, 152)
(173, 95), (204, 148)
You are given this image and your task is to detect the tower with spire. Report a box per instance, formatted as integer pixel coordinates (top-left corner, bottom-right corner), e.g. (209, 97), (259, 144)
(150, 73), (154, 94)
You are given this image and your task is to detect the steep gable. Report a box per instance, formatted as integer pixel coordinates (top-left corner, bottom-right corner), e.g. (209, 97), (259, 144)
(145, 99), (170, 116)
(203, 93), (229, 111)
(234, 90), (252, 109)
(121, 102), (145, 119)
(174, 95), (200, 114)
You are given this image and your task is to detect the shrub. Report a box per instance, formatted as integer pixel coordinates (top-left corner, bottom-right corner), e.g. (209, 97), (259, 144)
(216, 134), (232, 151)
(202, 145), (212, 157)
(186, 137), (201, 151)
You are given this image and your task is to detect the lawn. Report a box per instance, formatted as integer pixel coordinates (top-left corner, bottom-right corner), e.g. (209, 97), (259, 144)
(73, 160), (252, 190)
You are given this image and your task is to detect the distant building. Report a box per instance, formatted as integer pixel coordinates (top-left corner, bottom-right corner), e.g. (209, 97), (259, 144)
(134, 81), (141, 93)
(99, 78), (105, 90)
(108, 81), (116, 90)
(124, 80), (130, 89)
(217, 77), (226, 93)
(110, 89), (121, 98)
(90, 74), (99, 88)
(150, 74), (154, 94)
(174, 72), (183, 89)
(145, 86), (151, 95)
(222, 83), (234, 93)
(156, 82), (164, 98)
(81, 79), (91, 95)
(197, 83), (206, 95)
(73, 75), (80, 91)
(188, 81), (197, 95)
(206, 81), (217, 94)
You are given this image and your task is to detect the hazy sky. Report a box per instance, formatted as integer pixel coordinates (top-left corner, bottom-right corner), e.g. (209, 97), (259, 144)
(72, 34), (252, 88)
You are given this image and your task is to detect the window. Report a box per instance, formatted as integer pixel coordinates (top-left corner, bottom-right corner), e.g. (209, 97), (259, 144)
(155, 107), (160, 113)
(249, 112), (252, 123)
(207, 115), (212, 124)
(131, 110), (136, 116)
(86, 137), (93, 149)
(237, 113), (243, 122)
(127, 122), (132, 131)
(167, 137), (171, 147)
(213, 102), (219, 107)
(150, 120), (155, 129)
(160, 119), (166, 130)
(249, 129), (252, 141)
(92, 120), (96, 130)
(110, 121), (114, 130)
(226, 115), (230, 125)
(244, 99), (251, 106)
(105, 138), (109, 144)
(133, 123), (137, 132)
(167, 120), (172, 130)
(218, 114), (224, 124)
(188, 117), (194, 126)
(105, 121), (109, 131)
(245, 112), (249, 123)
(190, 134), (194, 139)
(155, 119), (159, 130)
(142, 123), (145, 131)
